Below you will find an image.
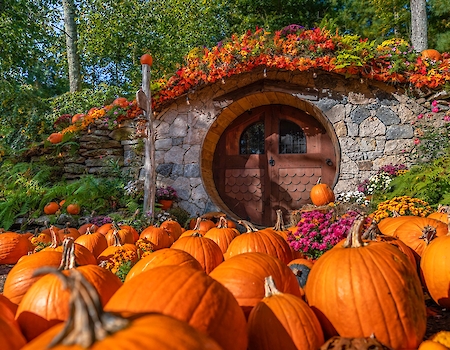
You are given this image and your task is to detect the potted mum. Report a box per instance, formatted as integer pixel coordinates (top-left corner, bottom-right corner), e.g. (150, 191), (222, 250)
(155, 186), (178, 210)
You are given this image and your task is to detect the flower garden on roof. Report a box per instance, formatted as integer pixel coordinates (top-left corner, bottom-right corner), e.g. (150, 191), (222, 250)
(57, 25), (449, 137)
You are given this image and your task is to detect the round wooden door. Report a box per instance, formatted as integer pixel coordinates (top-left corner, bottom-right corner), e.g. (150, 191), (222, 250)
(213, 104), (336, 227)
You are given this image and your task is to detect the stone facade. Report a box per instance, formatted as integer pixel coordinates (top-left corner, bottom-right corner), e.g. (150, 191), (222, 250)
(48, 68), (448, 218)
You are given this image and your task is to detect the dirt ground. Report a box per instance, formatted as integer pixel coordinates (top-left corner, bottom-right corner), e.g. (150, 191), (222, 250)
(0, 263), (449, 341)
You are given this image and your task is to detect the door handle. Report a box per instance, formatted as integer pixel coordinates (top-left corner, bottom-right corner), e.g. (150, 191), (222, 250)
(326, 158), (333, 166)
(269, 156), (275, 166)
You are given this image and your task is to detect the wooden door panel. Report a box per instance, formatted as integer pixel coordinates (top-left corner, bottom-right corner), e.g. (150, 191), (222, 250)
(213, 104), (336, 227)
(223, 168), (265, 223)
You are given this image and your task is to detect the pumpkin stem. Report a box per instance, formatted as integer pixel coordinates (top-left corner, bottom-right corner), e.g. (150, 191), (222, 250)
(264, 276), (282, 297)
(216, 216), (228, 229)
(32, 267), (129, 348)
(273, 209), (286, 231)
(238, 220), (258, 233)
(343, 215), (368, 248)
(193, 217), (203, 231)
(361, 220), (381, 240)
(419, 225), (437, 244)
(58, 238), (77, 270)
(316, 177), (321, 185)
(191, 232), (203, 238)
(111, 230), (124, 247)
(48, 226), (62, 249)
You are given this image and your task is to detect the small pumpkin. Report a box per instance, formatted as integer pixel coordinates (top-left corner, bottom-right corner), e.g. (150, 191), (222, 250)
(310, 178), (335, 206)
(140, 53), (153, 66)
(47, 132), (63, 144)
(43, 201), (60, 215)
(421, 49), (442, 61)
(204, 216), (240, 254)
(71, 113), (84, 124)
(74, 226), (108, 259)
(66, 203), (80, 215)
(139, 225), (174, 250)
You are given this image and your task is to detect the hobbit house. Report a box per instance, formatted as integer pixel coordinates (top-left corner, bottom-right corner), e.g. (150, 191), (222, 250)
(147, 67), (434, 226)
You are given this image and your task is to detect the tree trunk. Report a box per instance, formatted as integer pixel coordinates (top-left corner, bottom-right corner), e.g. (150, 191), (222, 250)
(410, 0), (428, 52)
(62, 0), (81, 92)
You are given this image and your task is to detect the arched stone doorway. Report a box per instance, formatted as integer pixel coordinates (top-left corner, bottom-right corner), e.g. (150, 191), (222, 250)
(201, 91), (340, 227)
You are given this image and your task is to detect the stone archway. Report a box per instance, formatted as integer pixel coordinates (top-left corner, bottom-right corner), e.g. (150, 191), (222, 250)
(200, 90), (341, 224)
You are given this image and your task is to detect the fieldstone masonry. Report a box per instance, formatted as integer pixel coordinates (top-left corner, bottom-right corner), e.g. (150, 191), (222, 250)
(51, 69), (448, 218)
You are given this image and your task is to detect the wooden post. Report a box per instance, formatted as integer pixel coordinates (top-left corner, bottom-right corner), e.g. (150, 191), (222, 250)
(137, 55), (156, 223)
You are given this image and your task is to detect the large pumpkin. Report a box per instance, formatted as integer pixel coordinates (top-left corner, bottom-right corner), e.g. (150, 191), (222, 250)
(420, 230), (450, 308)
(21, 269), (222, 350)
(3, 250), (63, 304)
(209, 251), (301, 317)
(125, 248), (203, 282)
(305, 216), (426, 349)
(224, 220), (293, 264)
(247, 276), (324, 350)
(310, 178), (335, 206)
(105, 264), (248, 350)
(16, 239), (122, 341)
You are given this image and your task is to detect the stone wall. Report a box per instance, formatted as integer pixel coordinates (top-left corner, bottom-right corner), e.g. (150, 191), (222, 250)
(40, 69), (448, 218)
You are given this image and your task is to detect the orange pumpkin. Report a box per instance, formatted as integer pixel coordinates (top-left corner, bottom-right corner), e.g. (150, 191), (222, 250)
(421, 49), (442, 61)
(170, 232), (224, 274)
(376, 214), (416, 236)
(224, 220), (293, 264)
(0, 231), (33, 264)
(139, 225), (174, 250)
(420, 230), (450, 308)
(204, 216), (240, 254)
(247, 276), (324, 350)
(209, 252), (301, 317)
(305, 216), (426, 349)
(309, 178), (335, 206)
(71, 113), (84, 123)
(66, 203), (80, 215)
(393, 216), (447, 259)
(140, 53), (153, 66)
(43, 201), (60, 215)
(160, 219), (183, 241)
(16, 239), (122, 341)
(0, 308), (27, 350)
(21, 269), (222, 350)
(74, 226), (108, 258)
(113, 97), (129, 108)
(105, 265), (248, 350)
(97, 230), (138, 265)
(3, 250), (63, 304)
(47, 132), (63, 144)
(125, 248), (203, 282)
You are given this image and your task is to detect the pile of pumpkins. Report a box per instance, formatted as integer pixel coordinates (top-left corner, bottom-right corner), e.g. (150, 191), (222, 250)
(0, 199), (450, 349)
